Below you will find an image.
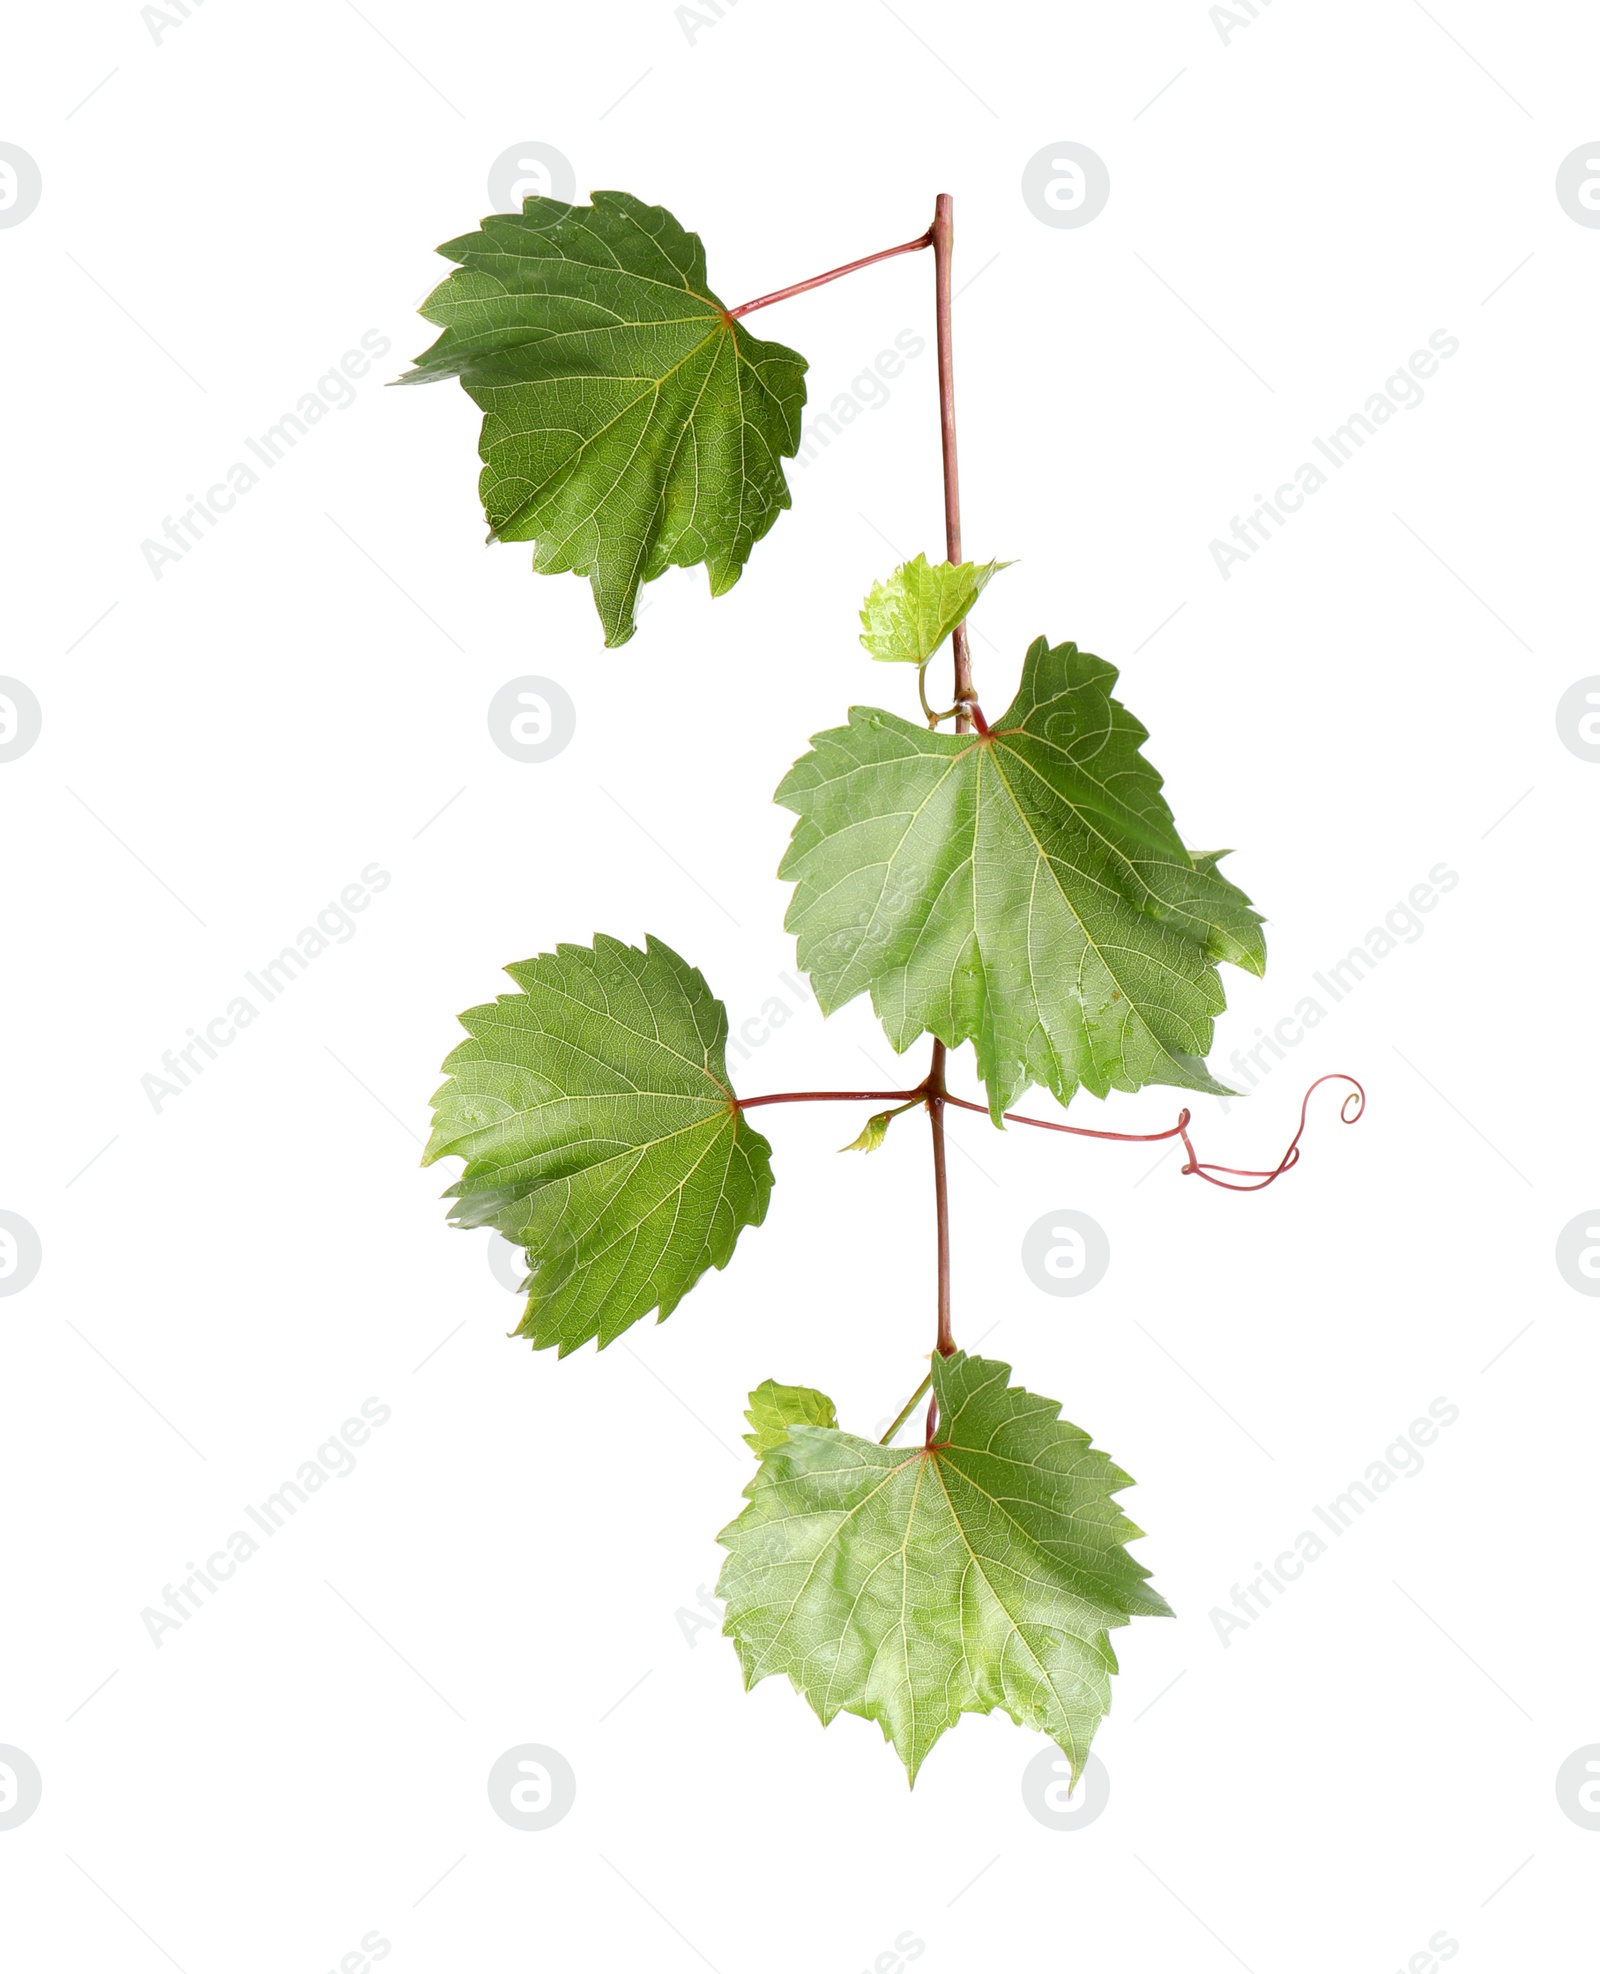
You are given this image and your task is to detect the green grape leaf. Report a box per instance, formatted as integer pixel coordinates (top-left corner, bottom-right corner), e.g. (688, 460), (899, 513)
(424, 934), (773, 1355)
(742, 1380), (839, 1457)
(858, 553), (1010, 664)
(776, 636), (1266, 1121)
(400, 191), (808, 647)
(717, 1350), (1169, 1784)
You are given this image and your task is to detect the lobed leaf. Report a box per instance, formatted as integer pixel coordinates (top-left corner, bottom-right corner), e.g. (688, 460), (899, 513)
(775, 636), (1266, 1120)
(401, 190), (808, 646)
(717, 1350), (1170, 1783)
(425, 934), (773, 1355)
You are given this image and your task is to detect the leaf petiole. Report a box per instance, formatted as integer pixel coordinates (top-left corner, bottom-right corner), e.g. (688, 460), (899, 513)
(736, 1087), (919, 1111)
(726, 227), (933, 320)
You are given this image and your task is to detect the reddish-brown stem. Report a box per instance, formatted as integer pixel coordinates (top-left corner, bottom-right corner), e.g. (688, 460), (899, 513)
(932, 193), (979, 728)
(735, 1088), (919, 1110)
(925, 191), (967, 1420)
(726, 229), (932, 320)
(927, 1043), (954, 1362)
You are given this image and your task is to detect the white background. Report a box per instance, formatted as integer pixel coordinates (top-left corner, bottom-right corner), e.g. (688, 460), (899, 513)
(2, 2), (1597, 1968)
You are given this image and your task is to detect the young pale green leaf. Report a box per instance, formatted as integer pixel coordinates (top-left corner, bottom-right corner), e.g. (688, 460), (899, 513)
(425, 934), (773, 1356)
(742, 1380), (839, 1457)
(838, 1109), (894, 1154)
(400, 191), (808, 647)
(776, 636), (1266, 1121)
(717, 1350), (1169, 1784)
(858, 552), (1010, 664)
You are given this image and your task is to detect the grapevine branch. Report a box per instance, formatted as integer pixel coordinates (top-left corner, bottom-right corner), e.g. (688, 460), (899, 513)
(418, 183), (1377, 1781)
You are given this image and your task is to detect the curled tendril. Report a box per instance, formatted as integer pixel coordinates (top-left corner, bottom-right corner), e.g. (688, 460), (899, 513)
(1176, 1073), (1366, 1192)
(934, 1071), (1365, 1192)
